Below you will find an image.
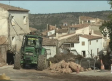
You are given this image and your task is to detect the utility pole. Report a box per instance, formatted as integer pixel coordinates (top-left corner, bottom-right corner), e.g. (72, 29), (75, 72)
(8, 14), (11, 51)
(8, 0), (11, 51)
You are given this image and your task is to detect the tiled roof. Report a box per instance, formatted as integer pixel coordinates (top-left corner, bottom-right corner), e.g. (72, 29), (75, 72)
(0, 3), (29, 11)
(48, 25), (56, 30)
(42, 38), (57, 46)
(0, 36), (8, 45)
(94, 31), (102, 36)
(56, 29), (68, 33)
(61, 26), (69, 29)
(70, 24), (90, 29)
(80, 34), (102, 40)
(79, 16), (94, 20)
(49, 34), (56, 37)
(65, 35), (79, 43)
(29, 27), (38, 32)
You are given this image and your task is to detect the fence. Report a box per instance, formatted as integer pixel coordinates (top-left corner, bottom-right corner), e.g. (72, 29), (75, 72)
(80, 58), (96, 69)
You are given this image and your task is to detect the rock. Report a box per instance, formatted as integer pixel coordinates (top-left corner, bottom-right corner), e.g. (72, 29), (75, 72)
(88, 68), (92, 71)
(65, 68), (72, 73)
(80, 67), (84, 72)
(69, 62), (77, 72)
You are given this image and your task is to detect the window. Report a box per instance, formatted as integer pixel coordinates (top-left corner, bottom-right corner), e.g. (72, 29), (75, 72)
(82, 41), (85, 46)
(96, 40), (98, 42)
(11, 16), (15, 26)
(12, 36), (14, 41)
(97, 48), (99, 55)
(71, 43), (74, 47)
(89, 41), (91, 45)
(23, 16), (27, 25)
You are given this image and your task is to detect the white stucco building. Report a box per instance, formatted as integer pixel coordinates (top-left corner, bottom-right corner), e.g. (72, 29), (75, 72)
(68, 24), (91, 35)
(70, 34), (103, 57)
(42, 38), (57, 59)
(0, 3), (30, 52)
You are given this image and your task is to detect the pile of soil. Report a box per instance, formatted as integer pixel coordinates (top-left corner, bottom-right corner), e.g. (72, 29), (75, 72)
(47, 60), (85, 73)
(48, 53), (83, 63)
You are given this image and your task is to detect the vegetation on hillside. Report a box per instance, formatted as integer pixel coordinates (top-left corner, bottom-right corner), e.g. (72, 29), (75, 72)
(29, 11), (112, 31)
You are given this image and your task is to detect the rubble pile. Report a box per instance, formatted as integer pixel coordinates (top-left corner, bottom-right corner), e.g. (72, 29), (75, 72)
(48, 60), (84, 73)
(48, 53), (83, 63)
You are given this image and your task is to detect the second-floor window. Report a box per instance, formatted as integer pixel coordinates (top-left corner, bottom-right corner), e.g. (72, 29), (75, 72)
(11, 16), (15, 26)
(23, 16), (27, 25)
(82, 41), (85, 46)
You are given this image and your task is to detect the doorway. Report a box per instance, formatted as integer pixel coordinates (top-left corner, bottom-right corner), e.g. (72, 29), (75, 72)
(7, 50), (14, 65)
(82, 51), (86, 57)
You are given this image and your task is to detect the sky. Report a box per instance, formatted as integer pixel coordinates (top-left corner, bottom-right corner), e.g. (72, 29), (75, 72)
(0, 1), (111, 14)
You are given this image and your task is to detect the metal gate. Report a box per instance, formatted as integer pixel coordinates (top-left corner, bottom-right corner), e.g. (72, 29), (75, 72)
(80, 58), (96, 69)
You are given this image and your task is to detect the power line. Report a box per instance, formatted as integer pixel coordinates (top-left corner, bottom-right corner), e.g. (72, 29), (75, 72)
(10, 14), (28, 34)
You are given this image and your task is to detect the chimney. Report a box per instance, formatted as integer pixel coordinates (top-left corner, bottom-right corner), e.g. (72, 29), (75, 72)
(47, 24), (49, 31)
(56, 33), (58, 38)
(55, 24), (56, 27)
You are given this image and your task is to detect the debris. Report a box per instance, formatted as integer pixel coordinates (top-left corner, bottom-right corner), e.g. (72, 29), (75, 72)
(48, 60), (84, 73)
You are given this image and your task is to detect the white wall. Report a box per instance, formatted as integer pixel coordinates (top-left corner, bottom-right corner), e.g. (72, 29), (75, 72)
(71, 37), (89, 57)
(9, 11), (30, 36)
(12, 35), (24, 52)
(0, 8), (9, 36)
(89, 38), (103, 57)
(76, 27), (90, 35)
(47, 30), (55, 36)
(43, 46), (56, 59)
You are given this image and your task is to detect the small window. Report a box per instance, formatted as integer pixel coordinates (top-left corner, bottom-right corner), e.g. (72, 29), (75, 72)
(89, 41), (91, 45)
(12, 36), (14, 40)
(96, 40), (98, 42)
(11, 16), (15, 26)
(23, 16), (27, 25)
(71, 43), (74, 47)
(82, 41), (85, 46)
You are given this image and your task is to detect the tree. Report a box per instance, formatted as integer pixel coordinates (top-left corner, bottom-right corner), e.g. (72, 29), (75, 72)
(99, 0), (112, 50)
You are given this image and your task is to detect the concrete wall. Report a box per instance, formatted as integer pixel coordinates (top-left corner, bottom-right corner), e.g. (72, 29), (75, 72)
(89, 39), (103, 57)
(43, 46), (56, 59)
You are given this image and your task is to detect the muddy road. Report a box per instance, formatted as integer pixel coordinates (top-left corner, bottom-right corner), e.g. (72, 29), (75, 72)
(0, 65), (112, 81)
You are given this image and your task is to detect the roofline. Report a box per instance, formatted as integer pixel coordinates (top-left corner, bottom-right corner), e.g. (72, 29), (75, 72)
(80, 36), (102, 40)
(88, 37), (102, 41)
(8, 10), (29, 12)
(42, 45), (56, 46)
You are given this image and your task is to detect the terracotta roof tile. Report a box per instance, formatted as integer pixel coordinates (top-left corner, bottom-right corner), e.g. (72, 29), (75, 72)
(0, 3), (29, 11)
(79, 16), (94, 21)
(80, 34), (102, 40)
(70, 24), (90, 29)
(94, 31), (102, 36)
(56, 29), (68, 33)
(42, 38), (57, 46)
(29, 27), (38, 32)
(65, 35), (79, 43)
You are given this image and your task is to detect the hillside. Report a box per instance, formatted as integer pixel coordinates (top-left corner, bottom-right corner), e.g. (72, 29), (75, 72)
(29, 10), (112, 31)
